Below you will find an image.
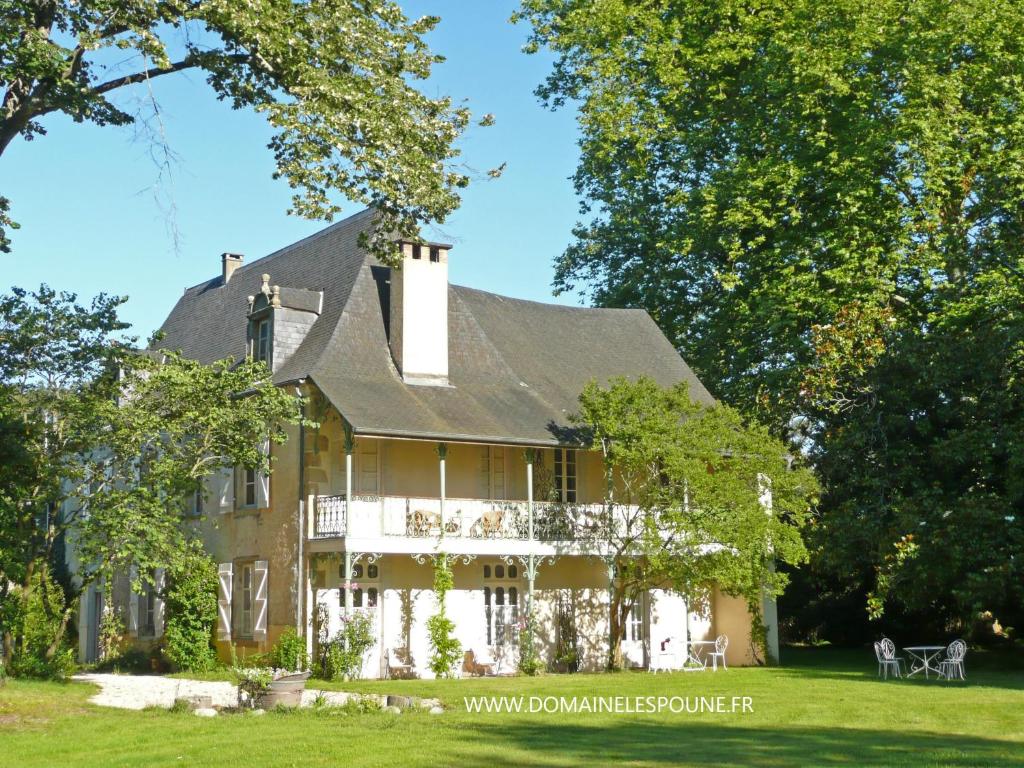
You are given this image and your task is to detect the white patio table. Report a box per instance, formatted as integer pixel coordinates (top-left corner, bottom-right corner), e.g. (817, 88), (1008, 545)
(686, 640), (717, 670)
(903, 645), (945, 679)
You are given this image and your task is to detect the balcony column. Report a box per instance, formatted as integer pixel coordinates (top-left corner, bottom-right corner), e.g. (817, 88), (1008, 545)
(525, 448), (536, 613)
(343, 550), (353, 614)
(344, 424), (354, 537)
(437, 442), (448, 535)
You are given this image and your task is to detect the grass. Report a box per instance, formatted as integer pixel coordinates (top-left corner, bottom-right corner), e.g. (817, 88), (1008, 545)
(2, 647), (1023, 767)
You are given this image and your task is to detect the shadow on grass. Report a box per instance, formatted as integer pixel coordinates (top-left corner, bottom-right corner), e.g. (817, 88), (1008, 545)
(446, 720), (1024, 767)
(777, 646), (1024, 690)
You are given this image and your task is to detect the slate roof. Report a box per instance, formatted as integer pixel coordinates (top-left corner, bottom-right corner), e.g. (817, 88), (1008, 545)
(156, 209), (715, 447)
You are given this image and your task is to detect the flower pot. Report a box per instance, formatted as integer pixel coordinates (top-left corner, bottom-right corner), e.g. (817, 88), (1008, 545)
(257, 671), (311, 710)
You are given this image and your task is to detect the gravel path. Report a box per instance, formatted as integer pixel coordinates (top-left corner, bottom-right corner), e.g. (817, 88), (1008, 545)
(72, 673), (369, 710)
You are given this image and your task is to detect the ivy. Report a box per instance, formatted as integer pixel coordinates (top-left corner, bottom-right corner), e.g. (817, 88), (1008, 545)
(426, 554), (461, 678)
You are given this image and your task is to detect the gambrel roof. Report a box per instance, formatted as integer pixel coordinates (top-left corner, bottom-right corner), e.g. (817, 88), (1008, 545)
(156, 209), (714, 446)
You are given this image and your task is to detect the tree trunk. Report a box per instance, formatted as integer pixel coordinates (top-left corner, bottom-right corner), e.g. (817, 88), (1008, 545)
(607, 587), (624, 671)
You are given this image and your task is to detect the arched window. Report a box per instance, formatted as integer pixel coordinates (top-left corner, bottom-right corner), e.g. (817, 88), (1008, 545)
(495, 564), (505, 579)
(483, 587), (492, 645)
(483, 565), (491, 579)
(508, 565), (517, 579)
(367, 564), (378, 579)
(367, 588), (378, 608)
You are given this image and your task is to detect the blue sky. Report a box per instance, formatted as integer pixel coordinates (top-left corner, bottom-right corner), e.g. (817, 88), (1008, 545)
(2, 2), (583, 340)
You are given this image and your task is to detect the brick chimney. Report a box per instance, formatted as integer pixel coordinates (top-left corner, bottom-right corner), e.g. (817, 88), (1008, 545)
(389, 241), (450, 386)
(221, 252), (244, 284)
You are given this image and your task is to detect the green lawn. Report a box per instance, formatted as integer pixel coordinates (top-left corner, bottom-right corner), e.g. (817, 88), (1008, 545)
(2, 648), (1023, 767)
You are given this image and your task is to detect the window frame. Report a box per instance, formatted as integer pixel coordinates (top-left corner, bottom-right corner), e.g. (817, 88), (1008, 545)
(234, 560), (256, 639)
(553, 448), (578, 503)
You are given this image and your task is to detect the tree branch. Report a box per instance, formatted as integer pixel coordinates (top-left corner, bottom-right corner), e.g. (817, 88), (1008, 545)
(91, 55), (205, 96)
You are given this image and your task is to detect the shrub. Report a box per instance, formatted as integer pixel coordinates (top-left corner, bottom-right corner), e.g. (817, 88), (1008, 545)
(163, 542), (219, 672)
(6, 569), (77, 680)
(319, 611), (374, 681)
(270, 627), (308, 672)
(427, 554), (461, 678)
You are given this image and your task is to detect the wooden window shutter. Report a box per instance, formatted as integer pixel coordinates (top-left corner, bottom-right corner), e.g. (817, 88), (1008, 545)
(217, 563), (233, 641)
(493, 447), (506, 500)
(153, 568), (166, 638)
(256, 438), (270, 509)
(217, 465), (234, 513)
(127, 565), (139, 637)
(253, 560), (269, 641)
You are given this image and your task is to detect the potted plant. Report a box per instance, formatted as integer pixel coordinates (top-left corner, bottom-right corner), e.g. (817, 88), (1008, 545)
(234, 667), (311, 709)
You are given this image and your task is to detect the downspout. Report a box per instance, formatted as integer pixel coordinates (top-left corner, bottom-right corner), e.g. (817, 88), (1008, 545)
(294, 382), (306, 634)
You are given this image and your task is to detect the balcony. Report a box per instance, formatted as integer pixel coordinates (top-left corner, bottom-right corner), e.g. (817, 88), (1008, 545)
(311, 494), (614, 543)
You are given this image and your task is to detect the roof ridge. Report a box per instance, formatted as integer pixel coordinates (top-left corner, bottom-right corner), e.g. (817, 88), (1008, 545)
(451, 283), (645, 314)
(181, 208), (376, 294)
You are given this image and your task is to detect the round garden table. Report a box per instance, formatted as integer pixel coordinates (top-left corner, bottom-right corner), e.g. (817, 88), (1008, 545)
(903, 645), (945, 679)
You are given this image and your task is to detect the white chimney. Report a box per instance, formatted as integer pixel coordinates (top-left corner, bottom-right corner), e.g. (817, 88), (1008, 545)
(389, 241), (450, 386)
(221, 252), (244, 283)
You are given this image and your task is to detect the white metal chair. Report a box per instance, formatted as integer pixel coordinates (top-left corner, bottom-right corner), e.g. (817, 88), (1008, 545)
(938, 639), (967, 681)
(471, 647), (499, 676)
(874, 639), (904, 679)
(707, 634), (729, 671)
(649, 637), (677, 673)
(385, 649), (413, 679)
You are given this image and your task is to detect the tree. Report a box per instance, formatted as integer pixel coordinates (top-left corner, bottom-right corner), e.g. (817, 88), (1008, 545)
(0, 285), (300, 671)
(518, 0), (1024, 635)
(574, 377), (816, 668)
(1, 1), (479, 256)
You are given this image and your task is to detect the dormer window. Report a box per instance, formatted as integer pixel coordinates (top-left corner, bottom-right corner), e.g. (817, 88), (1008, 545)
(254, 318), (271, 364)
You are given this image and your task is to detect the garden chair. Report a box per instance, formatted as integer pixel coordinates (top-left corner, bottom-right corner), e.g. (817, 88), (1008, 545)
(649, 637), (677, 673)
(707, 634), (729, 671)
(873, 640), (904, 679)
(938, 639), (967, 681)
(471, 647), (499, 676)
(385, 649), (413, 679)
(879, 637), (906, 678)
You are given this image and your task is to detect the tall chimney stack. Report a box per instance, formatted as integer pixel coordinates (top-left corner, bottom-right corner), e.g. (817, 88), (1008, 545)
(389, 241), (450, 386)
(221, 252), (244, 284)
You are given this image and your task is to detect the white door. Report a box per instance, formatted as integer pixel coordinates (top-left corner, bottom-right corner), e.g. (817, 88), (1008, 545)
(621, 592), (648, 669)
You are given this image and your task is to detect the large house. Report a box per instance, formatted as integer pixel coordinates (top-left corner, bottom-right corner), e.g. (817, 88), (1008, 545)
(77, 209), (776, 675)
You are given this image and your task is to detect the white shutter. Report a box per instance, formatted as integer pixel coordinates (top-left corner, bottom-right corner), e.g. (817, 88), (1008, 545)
(493, 447), (506, 500)
(256, 438), (270, 509)
(217, 466), (235, 513)
(153, 568), (166, 638)
(217, 563), (233, 641)
(253, 560), (269, 641)
(127, 565), (139, 637)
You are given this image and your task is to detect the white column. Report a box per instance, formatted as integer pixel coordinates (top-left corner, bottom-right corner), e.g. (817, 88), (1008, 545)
(305, 554), (315, 661)
(344, 551), (353, 614)
(526, 449), (535, 613)
(438, 443), (447, 534)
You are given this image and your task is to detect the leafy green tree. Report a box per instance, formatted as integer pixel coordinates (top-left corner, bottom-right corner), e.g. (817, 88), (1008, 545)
(162, 540), (218, 673)
(0, 285), (300, 670)
(1, 0), (479, 256)
(574, 377), (816, 668)
(519, 0), (1024, 634)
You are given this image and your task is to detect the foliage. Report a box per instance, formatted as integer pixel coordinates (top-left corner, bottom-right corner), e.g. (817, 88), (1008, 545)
(319, 611), (374, 681)
(518, 0), (1024, 636)
(517, 610), (543, 676)
(573, 377), (816, 668)
(426, 553), (461, 678)
(232, 666), (274, 708)
(5, 569), (76, 680)
(0, 1), (482, 260)
(163, 542), (218, 673)
(270, 628), (309, 673)
(0, 285), (302, 670)
(96, 598), (126, 665)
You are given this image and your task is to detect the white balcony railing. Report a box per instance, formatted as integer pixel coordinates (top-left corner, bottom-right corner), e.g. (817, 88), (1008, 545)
(311, 494), (618, 541)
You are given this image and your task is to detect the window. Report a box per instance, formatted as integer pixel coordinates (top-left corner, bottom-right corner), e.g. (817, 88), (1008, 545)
(479, 446), (506, 500)
(254, 318), (271, 364)
(340, 562), (380, 610)
(235, 562), (255, 638)
(622, 593), (647, 643)
(140, 577), (157, 637)
(412, 244), (422, 259)
(429, 246), (440, 263)
(483, 563), (520, 647)
(243, 468), (257, 507)
(553, 448), (577, 503)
